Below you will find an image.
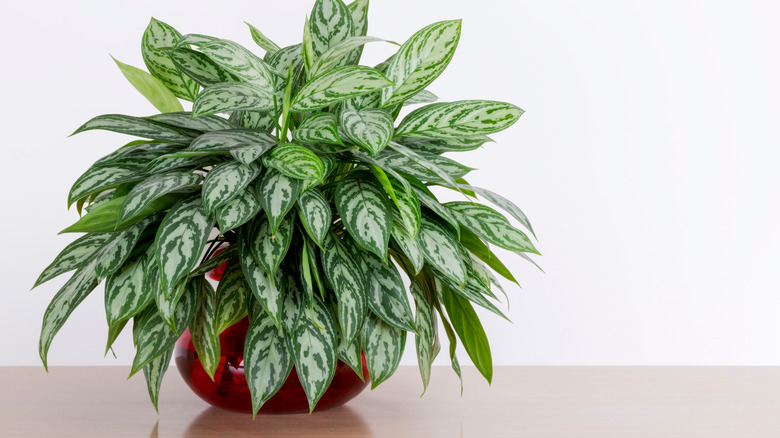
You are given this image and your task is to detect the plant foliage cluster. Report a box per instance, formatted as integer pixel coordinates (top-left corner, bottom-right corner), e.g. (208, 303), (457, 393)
(34, 0), (539, 414)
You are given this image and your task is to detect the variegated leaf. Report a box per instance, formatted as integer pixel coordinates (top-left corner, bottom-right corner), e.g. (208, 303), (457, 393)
(405, 89), (439, 106)
(380, 20), (461, 107)
(246, 22), (281, 55)
(256, 170), (303, 233)
(297, 189), (332, 246)
(192, 83), (275, 118)
(229, 110), (277, 132)
(197, 38), (278, 92)
(339, 108), (393, 156)
(322, 234), (367, 343)
(410, 280), (437, 393)
(239, 240), (285, 330)
(389, 176), (421, 238)
(281, 271), (303, 335)
(190, 278), (220, 379)
(146, 112), (235, 132)
(104, 251), (154, 327)
(301, 154), (336, 192)
(395, 100), (524, 139)
(202, 160), (262, 214)
(336, 321), (364, 379)
(445, 202), (538, 254)
(361, 311), (406, 389)
(131, 277), (198, 376)
(359, 249), (416, 332)
(244, 309), (293, 416)
(290, 296), (338, 412)
(142, 18), (200, 101)
(95, 217), (159, 280)
(292, 113), (342, 145)
(440, 284), (493, 384)
(290, 66), (392, 112)
(309, 0), (354, 59)
(418, 215), (466, 287)
(248, 214), (294, 277)
(113, 57), (184, 113)
(39, 261), (99, 370)
(391, 222), (424, 275)
(188, 244), (237, 279)
(453, 185), (536, 239)
(397, 136), (491, 154)
(335, 171), (392, 259)
(143, 345), (173, 412)
(170, 46), (240, 87)
(344, 0), (370, 64)
(216, 188), (261, 232)
(435, 270), (509, 321)
(189, 129), (277, 165)
(262, 144), (325, 181)
(34, 233), (112, 288)
(146, 258), (179, 330)
(68, 164), (145, 207)
(384, 142), (470, 183)
(411, 185), (460, 236)
(266, 44), (303, 75)
(146, 155), (206, 174)
(155, 195), (215, 296)
(214, 261), (250, 335)
(72, 114), (194, 143)
(118, 171), (201, 224)
(309, 36), (383, 78)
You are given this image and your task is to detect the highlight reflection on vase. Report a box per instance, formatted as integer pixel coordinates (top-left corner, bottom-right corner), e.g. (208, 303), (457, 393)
(174, 317), (370, 414)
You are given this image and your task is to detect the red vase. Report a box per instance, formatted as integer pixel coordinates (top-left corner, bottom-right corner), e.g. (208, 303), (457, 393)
(174, 319), (369, 414)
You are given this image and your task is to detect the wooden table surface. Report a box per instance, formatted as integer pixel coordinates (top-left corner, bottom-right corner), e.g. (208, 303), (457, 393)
(2, 366), (780, 437)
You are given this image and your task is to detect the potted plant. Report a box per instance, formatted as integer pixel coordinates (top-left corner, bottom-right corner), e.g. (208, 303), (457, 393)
(33, 0), (539, 415)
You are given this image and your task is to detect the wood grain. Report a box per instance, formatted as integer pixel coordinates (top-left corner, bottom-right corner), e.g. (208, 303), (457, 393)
(1, 366), (780, 437)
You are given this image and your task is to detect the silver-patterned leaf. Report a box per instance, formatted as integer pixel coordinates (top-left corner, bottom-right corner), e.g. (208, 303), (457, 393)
(170, 46), (241, 87)
(131, 277), (198, 376)
(445, 202), (538, 254)
(189, 129), (277, 165)
(104, 252), (154, 327)
(248, 214), (294, 277)
(309, 0), (354, 59)
(297, 189), (332, 246)
(389, 176), (421, 238)
(244, 309), (293, 416)
(321, 233), (367, 343)
(334, 171), (392, 259)
(358, 249), (415, 332)
(190, 277), (220, 379)
(395, 100), (524, 139)
(380, 20), (461, 107)
(146, 262), (180, 331)
(197, 38), (278, 92)
(384, 142), (469, 184)
(410, 281), (437, 393)
(142, 18), (200, 101)
(229, 110), (277, 132)
(396, 136), (491, 154)
(146, 155), (206, 174)
(404, 89), (439, 106)
(256, 170), (303, 233)
(390, 222), (424, 275)
(411, 185), (460, 236)
(118, 171), (201, 224)
(290, 66), (392, 112)
(309, 36), (383, 78)
(202, 160), (262, 214)
(72, 114), (194, 143)
(262, 144), (325, 181)
(146, 112), (234, 132)
(39, 261), (100, 370)
(418, 215), (466, 287)
(453, 185), (536, 239)
(239, 239), (285, 331)
(33, 233), (112, 288)
(68, 164), (145, 207)
(214, 261), (250, 335)
(291, 113), (342, 145)
(155, 195), (215, 296)
(266, 44), (303, 75)
(339, 108), (393, 156)
(192, 83), (275, 117)
(143, 345), (174, 412)
(435, 270), (509, 321)
(344, 0), (369, 64)
(361, 311), (406, 389)
(281, 272), (303, 335)
(215, 187), (262, 232)
(336, 322), (364, 379)
(290, 296), (338, 412)
(246, 22), (281, 55)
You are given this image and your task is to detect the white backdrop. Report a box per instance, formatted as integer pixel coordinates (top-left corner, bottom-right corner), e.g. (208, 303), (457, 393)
(2, 0), (779, 368)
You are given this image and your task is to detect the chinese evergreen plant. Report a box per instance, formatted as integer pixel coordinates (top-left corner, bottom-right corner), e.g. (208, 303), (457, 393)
(33, 0), (539, 414)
